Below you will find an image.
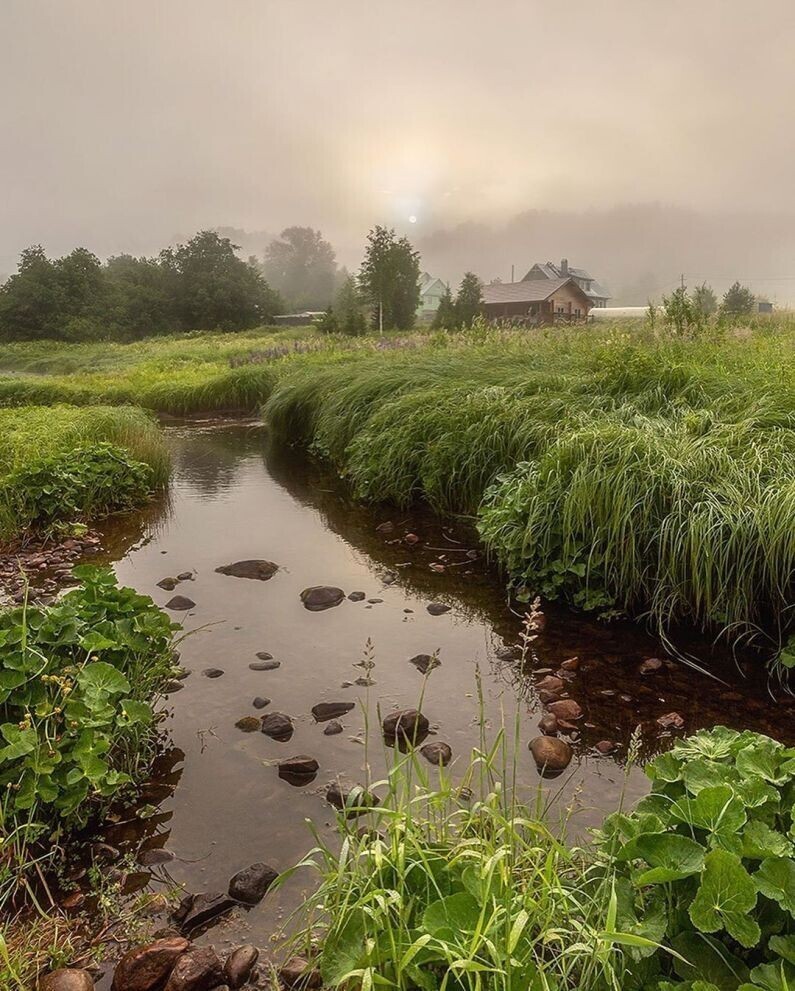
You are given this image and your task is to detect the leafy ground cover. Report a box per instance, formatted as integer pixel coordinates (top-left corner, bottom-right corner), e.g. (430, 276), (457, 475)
(290, 725), (795, 991)
(0, 405), (168, 541)
(0, 567), (177, 897)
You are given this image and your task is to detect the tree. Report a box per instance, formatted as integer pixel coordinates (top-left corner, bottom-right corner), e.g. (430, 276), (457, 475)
(455, 272), (483, 328)
(104, 254), (171, 339)
(359, 226), (421, 332)
(263, 227), (337, 311)
(332, 274), (367, 336)
(720, 281), (756, 318)
(691, 282), (717, 318)
(0, 246), (62, 340)
(432, 285), (457, 330)
(661, 285), (696, 336)
(161, 230), (281, 331)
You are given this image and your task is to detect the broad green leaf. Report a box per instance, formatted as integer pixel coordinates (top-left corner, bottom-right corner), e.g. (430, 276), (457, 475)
(769, 934), (795, 964)
(423, 892), (481, 936)
(79, 631), (117, 652)
(120, 699), (152, 725)
(320, 910), (367, 985)
(0, 724), (38, 761)
(736, 740), (788, 786)
(671, 931), (751, 989)
(754, 858), (795, 915)
(671, 785), (746, 841)
(77, 661), (130, 695)
(619, 832), (705, 883)
(689, 848), (760, 947)
(673, 726), (744, 762)
(742, 822), (793, 860)
(745, 959), (795, 991)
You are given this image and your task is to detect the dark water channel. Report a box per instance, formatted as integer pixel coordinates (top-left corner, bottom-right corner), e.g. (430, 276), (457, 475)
(90, 420), (794, 966)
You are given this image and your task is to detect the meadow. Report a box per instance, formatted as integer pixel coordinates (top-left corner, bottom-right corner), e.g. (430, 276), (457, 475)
(1, 317), (794, 654)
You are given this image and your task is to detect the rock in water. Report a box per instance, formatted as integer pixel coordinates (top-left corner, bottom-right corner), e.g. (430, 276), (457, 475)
(228, 863), (278, 904)
(529, 736), (573, 776)
(235, 716), (260, 733)
(279, 957), (322, 989)
(347, 591), (366, 601)
(260, 712), (294, 740)
(426, 602), (451, 616)
(40, 970), (95, 991)
(165, 595), (195, 611)
(278, 755), (319, 785)
(224, 945), (260, 989)
(311, 701), (355, 722)
(547, 699), (583, 721)
(382, 708), (430, 746)
(300, 586), (345, 611)
(174, 892), (236, 933)
(639, 657), (664, 674)
(249, 659), (280, 671)
(657, 711), (685, 730)
(202, 668), (224, 678)
(420, 742), (452, 766)
(111, 937), (190, 991)
(215, 560), (279, 581)
(323, 719), (343, 735)
(252, 696), (271, 709)
(409, 653), (441, 674)
(535, 675), (564, 693)
(164, 946), (223, 991)
(157, 577), (179, 591)
(538, 713), (558, 735)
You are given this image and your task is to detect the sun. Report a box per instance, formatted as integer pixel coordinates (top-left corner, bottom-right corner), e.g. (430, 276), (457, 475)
(408, 215), (417, 224)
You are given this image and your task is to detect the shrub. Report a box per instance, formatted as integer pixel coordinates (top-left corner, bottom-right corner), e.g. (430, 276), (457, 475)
(0, 567), (177, 896)
(597, 726), (795, 990)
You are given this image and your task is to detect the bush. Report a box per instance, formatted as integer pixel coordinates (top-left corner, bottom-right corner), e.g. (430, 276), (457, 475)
(598, 726), (795, 989)
(0, 567), (177, 894)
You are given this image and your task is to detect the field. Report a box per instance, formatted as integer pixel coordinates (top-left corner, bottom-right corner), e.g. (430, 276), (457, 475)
(1, 317), (794, 653)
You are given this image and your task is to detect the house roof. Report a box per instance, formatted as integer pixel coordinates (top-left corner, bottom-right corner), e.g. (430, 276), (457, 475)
(420, 276), (446, 297)
(482, 277), (590, 305)
(523, 261), (610, 300)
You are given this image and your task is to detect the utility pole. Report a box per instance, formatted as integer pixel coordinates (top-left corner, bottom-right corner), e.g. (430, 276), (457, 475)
(379, 299), (383, 334)
(511, 264), (515, 283)
(680, 273), (685, 291)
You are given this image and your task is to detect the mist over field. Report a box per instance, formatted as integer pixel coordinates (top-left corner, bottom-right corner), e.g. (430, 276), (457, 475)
(2, 0), (795, 301)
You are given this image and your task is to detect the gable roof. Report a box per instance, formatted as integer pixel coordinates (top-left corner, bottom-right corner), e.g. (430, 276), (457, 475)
(482, 277), (590, 306)
(420, 276), (446, 297)
(523, 261), (610, 301)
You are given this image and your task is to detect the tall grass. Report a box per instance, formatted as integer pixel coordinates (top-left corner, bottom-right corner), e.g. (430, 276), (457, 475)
(260, 324), (795, 650)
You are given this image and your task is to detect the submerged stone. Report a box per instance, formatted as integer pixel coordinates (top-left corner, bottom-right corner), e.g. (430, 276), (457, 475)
(300, 586), (345, 611)
(420, 741), (452, 766)
(260, 712), (294, 740)
(215, 560), (279, 581)
(165, 595), (195, 611)
(311, 701), (355, 722)
(529, 736), (573, 776)
(426, 602), (450, 616)
(228, 862), (278, 904)
(409, 653), (441, 674)
(111, 937), (190, 991)
(235, 716), (261, 733)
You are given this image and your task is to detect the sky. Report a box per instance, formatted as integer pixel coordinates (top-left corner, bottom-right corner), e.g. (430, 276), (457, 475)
(2, 1), (795, 298)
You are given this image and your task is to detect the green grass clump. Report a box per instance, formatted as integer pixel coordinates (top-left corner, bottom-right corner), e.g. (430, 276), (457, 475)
(260, 322), (795, 651)
(0, 405), (169, 541)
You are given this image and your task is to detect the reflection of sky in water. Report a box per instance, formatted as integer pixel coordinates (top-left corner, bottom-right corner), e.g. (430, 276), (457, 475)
(95, 422), (793, 958)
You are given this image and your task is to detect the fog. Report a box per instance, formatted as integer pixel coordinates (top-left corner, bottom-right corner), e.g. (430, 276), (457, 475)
(2, 0), (795, 302)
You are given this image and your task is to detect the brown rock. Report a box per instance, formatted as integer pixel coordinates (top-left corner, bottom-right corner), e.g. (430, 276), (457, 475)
(639, 657), (664, 674)
(157, 577), (179, 591)
(538, 688), (563, 704)
(40, 969), (94, 991)
(311, 701), (355, 722)
(164, 946), (223, 991)
(595, 740), (619, 755)
(404, 533), (421, 545)
(348, 591), (366, 601)
(175, 892), (235, 933)
(260, 712), (294, 740)
(235, 717), (261, 732)
(375, 521), (394, 533)
(224, 945), (259, 989)
(228, 863), (278, 904)
(323, 719), (343, 735)
(529, 736), (573, 776)
(420, 742), (452, 766)
(382, 708), (430, 744)
(426, 602), (451, 616)
(538, 713), (558, 735)
(112, 937), (190, 991)
(300, 585), (345, 611)
(215, 560), (279, 581)
(279, 957), (322, 989)
(547, 699), (583, 721)
(535, 675), (564, 693)
(657, 711), (685, 730)
(278, 755), (319, 778)
(165, 595), (195, 611)
(249, 659), (280, 671)
(560, 656), (580, 671)
(409, 653), (441, 674)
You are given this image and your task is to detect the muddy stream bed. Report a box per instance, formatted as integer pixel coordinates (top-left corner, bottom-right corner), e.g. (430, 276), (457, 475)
(77, 419), (795, 976)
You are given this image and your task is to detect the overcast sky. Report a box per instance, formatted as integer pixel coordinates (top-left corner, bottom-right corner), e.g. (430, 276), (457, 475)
(2, 0), (794, 275)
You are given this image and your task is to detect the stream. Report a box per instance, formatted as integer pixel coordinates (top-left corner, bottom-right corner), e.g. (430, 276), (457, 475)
(87, 419), (795, 971)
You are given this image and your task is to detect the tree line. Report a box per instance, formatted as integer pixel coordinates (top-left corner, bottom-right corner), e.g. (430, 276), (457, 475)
(0, 222), (488, 341)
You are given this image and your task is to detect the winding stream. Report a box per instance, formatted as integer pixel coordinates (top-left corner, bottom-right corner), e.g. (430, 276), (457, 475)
(89, 420), (795, 969)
